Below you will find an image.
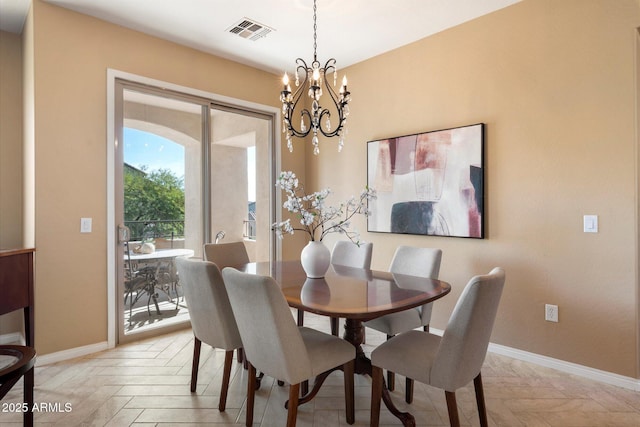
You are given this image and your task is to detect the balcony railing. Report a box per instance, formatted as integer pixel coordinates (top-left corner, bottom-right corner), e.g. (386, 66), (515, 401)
(125, 219), (184, 242)
(243, 210), (257, 240)
(126, 218), (257, 243)
(243, 220), (256, 240)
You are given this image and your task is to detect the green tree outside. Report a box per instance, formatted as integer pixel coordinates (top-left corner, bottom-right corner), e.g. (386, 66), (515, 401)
(124, 164), (185, 241)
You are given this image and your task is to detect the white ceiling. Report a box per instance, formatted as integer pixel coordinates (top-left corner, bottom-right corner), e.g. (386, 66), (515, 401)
(0, 0), (31, 33)
(2, 0), (521, 74)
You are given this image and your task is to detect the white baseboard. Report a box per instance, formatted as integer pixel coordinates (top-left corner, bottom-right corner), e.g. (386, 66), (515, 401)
(0, 332), (24, 345)
(35, 341), (109, 366)
(488, 342), (640, 391)
(428, 327), (640, 392)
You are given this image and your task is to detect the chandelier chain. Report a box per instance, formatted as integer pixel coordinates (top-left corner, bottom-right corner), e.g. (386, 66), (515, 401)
(313, 0), (317, 60)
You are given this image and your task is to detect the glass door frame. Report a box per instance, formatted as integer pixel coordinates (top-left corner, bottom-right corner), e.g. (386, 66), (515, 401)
(107, 69), (281, 347)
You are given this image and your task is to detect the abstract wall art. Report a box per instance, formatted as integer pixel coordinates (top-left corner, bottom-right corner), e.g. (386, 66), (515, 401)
(367, 123), (484, 238)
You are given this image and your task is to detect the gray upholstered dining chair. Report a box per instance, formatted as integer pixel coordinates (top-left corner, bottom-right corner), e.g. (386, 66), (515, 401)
(221, 267), (356, 427)
(364, 245), (442, 402)
(174, 257), (243, 411)
(331, 241), (373, 269)
(203, 241), (250, 365)
(370, 267), (505, 427)
(203, 241), (250, 268)
(322, 241), (373, 336)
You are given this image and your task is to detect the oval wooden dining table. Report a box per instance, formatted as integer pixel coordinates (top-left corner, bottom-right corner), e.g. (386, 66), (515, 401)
(235, 259), (452, 427)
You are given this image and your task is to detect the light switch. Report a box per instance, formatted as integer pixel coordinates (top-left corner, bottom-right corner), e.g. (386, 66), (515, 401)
(583, 215), (598, 233)
(80, 217), (92, 233)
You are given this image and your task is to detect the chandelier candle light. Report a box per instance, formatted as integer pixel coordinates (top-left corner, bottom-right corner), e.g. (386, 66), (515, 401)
(280, 0), (351, 155)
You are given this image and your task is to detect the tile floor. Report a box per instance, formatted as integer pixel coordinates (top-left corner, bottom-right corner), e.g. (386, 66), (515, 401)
(2, 312), (640, 426)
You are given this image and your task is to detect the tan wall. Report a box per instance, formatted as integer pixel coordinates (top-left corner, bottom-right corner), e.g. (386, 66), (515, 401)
(0, 30), (23, 248)
(28, 0), (300, 355)
(0, 31), (25, 337)
(211, 144), (248, 241)
(23, 2), (35, 249)
(307, 0), (640, 377)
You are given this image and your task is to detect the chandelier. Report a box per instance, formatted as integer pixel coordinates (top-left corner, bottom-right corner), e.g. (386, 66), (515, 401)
(280, 0), (351, 155)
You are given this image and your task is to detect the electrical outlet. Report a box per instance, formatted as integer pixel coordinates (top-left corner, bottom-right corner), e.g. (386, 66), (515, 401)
(545, 304), (558, 322)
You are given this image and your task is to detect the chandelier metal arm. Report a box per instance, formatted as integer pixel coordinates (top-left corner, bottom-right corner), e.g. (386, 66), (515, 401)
(319, 60), (346, 138)
(279, 0), (351, 154)
(282, 59), (312, 138)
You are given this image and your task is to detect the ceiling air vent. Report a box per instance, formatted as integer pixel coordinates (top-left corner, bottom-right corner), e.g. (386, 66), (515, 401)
(227, 18), (273, 41)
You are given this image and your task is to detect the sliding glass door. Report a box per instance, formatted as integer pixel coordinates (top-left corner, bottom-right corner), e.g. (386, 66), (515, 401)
(208, 108), (273, 261)
(114, 79), (276, 344)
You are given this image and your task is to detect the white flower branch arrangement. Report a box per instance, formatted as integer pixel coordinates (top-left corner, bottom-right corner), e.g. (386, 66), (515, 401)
(272, 171), (377, 245)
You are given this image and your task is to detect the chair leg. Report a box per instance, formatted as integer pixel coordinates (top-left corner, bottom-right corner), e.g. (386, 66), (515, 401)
(386, 370), (395, 391)
(246, 363), (257, 427)
(330, 317), (339, 336)
(287, 383), (300, 427)
(386, 334), (395, 391)
(127, 292), (132, 320)
(405, 378), (414, 404)
(445, 391), (461, 427)
(256, 372), (264, 390)
(343, 360), (355, 424)
(219, 350), (234, 411)
(190, 337), (201, 392)
(297, 309), (304, 326)
(237, 347), (244, 363)
(24, 366), (34, 427)
(370, 366), (384, 427)
(474, 373), (489, 427)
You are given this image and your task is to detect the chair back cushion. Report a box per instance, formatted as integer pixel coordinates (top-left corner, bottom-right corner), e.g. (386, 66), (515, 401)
(431, 267), (505, 391)
(203, 242), (250, 268)
(330, 241), (373, 269)
(389, 246), (442, 279)
(389, 246), (442, 325)
(175, 257), (242, 350)
(221, 267), (312, 384)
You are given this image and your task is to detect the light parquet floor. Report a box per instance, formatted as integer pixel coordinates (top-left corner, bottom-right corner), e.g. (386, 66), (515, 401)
(2, 312), (640, 426)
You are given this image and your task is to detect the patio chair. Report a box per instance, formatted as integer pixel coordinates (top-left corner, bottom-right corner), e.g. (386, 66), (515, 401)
(124, 242), (161, 318)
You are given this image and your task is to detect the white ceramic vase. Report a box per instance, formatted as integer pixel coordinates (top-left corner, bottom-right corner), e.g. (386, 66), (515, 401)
(300, 241), (331, 278)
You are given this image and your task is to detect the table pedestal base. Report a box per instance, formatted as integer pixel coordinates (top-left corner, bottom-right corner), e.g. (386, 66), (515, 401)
(343, 318), (416, 427)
